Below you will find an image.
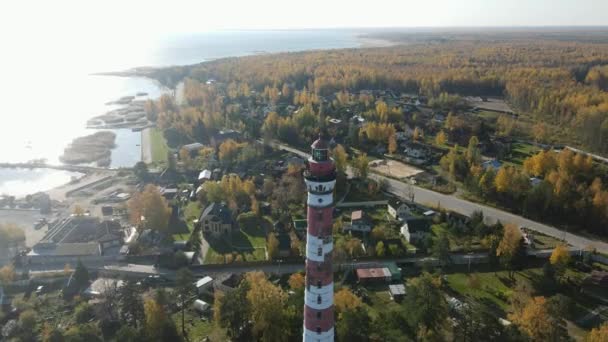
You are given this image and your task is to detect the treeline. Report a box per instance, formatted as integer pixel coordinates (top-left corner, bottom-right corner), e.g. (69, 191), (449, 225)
(148, 39), (608, 153)
(443, 143), (608, 236)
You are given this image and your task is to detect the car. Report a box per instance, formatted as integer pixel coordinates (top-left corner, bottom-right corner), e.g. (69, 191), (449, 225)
(35, 286), (45, 295)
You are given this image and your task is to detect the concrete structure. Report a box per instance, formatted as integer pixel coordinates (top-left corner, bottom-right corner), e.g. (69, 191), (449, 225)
(27, 216), (125, 265)
(303, 135), (336, 342)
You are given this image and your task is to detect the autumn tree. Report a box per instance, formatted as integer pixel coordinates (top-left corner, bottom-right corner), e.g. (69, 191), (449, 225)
(413, 127), (423, 141)
(375, 241), (386, 257)
(128, 185), (172, 233)
(586, 322), (608, 342)
(267, 233), (280, 260)
(334, 288), (362, 315)
(496, 224), (525, 279)
(351, 154), (370, 179)
(509, 296), (565, 341)
(465, 136), (481, 165)
(435, 130), (448, 145)
(549, 244), (571, 279)
(218, 139), (243, 165)
(245, 272), (290, 342)
(144, 298), (166, 339)
(0, 264), (16, 284)
(332, 144), (348, 175)
(288, 273), (305, 290)
(388, 133), (397, 154)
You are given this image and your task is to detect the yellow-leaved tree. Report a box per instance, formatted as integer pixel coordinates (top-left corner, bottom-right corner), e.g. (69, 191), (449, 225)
(332, 144), (349, 175)
(550, 244), (571, 279)
(334, 288), (362, 315)
(288, 273), (305, 290)
(245, 272), (290, 342)
(586, 322), (608, 342)
(128, 185), (172, 233)
(496, 223), (523, 279)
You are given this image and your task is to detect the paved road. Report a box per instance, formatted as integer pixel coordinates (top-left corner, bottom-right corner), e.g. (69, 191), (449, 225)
(376, 174), (608, 253)
(267, 140), (608, 254)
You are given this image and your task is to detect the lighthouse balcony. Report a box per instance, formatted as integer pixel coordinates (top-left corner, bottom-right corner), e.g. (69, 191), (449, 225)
(304, 170), (336, 183)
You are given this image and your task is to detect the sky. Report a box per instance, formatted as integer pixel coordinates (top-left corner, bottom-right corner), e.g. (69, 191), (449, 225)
(1, 0), (607, 39)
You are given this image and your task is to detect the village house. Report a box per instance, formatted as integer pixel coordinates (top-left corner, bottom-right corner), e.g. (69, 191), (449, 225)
(197, 202), (236, 239)
(181, 142), (205, 156)
(195, 276), (214, 295)
(345, 210), (372, 233)
(403, 144), (429, 160)
(198, 169), (212, 182)
(482, 159), (502, 171)
(388, 198), (413, 221)
(400, 218), (431, 243)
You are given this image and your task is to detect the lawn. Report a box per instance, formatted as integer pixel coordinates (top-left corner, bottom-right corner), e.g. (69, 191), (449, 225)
(204, 217), (270, 264)
(445, 269), (517, 312)
(150, 127), (169, 164)
(503, 142), (540, 166)
(172, 202), (202, 241)
(342, 183), (387, 202)
(431, 223), (485, 252)
(445, 266), (601, 319)
(171, 308), (225, 341)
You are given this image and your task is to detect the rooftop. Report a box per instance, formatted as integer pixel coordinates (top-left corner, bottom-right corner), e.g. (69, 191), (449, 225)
(389, 284), (406, 296)
(356, 267), (391, 279)
(196, 276), (213, 288)
(351, 210), (364, 221)
(200, 202), (233, 224)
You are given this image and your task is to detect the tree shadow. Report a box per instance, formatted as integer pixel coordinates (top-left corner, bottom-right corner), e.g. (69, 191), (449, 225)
(168, 216), (190, 235)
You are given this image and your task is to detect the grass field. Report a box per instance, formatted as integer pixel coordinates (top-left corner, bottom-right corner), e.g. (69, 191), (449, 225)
(171, 308), (223, 341)
(204, 218), (270, 264)
(150, 127), (169, 163)
(503, 141), (540, 166)
(172, 202), (202, 241)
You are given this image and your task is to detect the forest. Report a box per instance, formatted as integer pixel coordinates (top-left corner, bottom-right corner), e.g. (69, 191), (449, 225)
(139, 31), (608, 237)
(148, 33), (608, 154)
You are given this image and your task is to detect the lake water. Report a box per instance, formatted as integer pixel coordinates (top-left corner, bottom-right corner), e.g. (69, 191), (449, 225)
(0, 29), (365, 197)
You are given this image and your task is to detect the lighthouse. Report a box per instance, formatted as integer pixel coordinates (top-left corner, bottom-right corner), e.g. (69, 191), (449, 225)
(303, 134), (336, 342)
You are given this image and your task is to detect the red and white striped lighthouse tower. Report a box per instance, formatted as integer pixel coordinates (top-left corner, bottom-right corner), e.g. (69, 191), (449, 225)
(303, 134), (336, 342)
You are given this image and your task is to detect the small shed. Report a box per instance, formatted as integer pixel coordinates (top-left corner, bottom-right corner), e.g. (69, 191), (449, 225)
(293, 219), (307, 232)
(356, 267), (392, 284)
(198, 169), (212, 181)
(195, 276), (214, 294)
(193, 299), (210, 313)
(388, 284), (406, 301)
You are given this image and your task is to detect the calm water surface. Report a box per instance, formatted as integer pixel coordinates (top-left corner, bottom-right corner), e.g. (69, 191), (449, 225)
(0, 30), (364, 197)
